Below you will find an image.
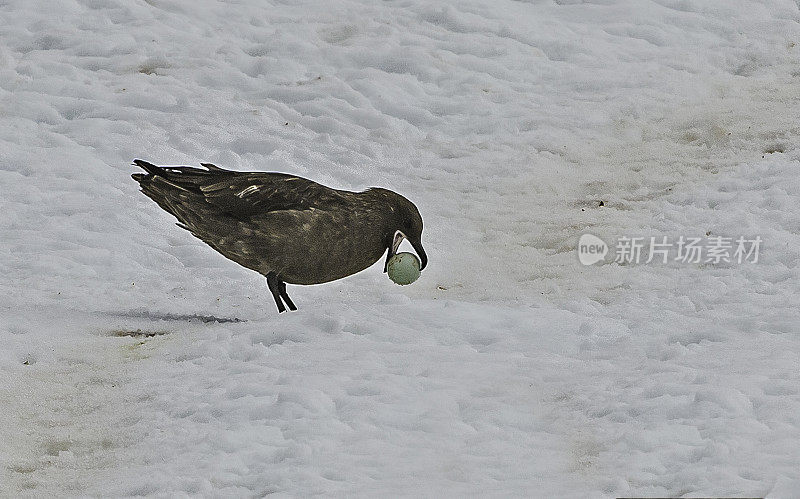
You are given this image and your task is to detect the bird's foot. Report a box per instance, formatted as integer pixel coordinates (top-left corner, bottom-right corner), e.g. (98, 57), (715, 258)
(279, 281), (297, 311)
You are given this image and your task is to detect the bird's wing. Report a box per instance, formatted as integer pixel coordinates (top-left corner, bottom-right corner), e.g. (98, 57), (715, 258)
(199, 173), (348, 220)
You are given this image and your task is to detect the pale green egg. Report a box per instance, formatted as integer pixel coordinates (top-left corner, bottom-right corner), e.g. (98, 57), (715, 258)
(387, 252), (421, 285)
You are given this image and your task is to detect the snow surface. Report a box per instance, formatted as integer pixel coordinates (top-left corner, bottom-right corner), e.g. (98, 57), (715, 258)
(2, 0), (800, 496)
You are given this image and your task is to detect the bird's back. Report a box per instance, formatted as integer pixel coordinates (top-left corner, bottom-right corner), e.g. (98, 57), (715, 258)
(132, 159), (346, 218)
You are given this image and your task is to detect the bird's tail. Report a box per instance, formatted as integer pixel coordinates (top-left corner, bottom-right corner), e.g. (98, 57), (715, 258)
(131, 159), (163, 182)
(131, 159), (200, 224)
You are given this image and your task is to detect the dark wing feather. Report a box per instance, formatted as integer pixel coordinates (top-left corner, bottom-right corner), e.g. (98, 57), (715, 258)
(132, 159), (348, 221)
(198, 174), (347, 219)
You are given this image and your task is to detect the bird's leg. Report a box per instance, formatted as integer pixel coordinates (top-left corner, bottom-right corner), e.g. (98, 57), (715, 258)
(266, 272), (286, 313)
(278, 280), (297, 311)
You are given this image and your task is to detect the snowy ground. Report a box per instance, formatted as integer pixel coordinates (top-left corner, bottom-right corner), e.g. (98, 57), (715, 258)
(2, 0), (800, 496)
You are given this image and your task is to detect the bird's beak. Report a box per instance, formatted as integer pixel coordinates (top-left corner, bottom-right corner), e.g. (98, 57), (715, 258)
(410, 238), (427, 271)
(384, 231), (406, 273)
(383, 231), (427, 272)
(392, 231), (405, 254)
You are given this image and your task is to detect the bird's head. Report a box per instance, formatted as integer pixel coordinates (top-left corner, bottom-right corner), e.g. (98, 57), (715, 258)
(370, 188), (427, 272)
